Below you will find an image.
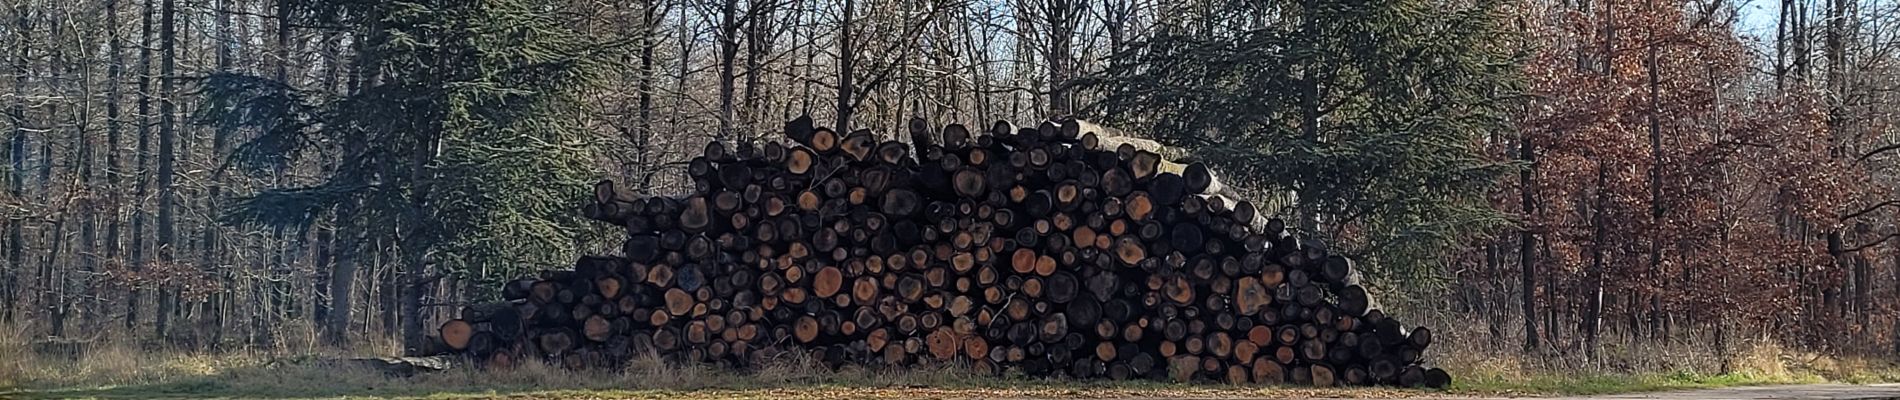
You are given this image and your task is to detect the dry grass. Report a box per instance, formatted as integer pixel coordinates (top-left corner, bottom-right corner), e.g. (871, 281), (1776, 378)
(0, 322), (257, 390)
(1411, 311), (1900, 395)
(0, 328), (1436, 399)
(0, 346), (1432, 399)
(5, 316), (1900, 399)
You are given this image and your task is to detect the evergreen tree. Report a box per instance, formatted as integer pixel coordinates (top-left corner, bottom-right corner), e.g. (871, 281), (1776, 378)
(1084, 0), (1524, 283)
(200, 0), (607, 351)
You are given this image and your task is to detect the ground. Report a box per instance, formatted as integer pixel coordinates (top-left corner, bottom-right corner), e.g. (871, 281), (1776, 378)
(12, 381), (1900, 399)
(1537, 384), (1900, 400)
(9, 327), (1900, 399)
(4, 353), (1899, 400)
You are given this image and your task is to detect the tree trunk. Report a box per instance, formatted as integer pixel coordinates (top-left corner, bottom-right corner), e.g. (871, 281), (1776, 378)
(834, 0), (855, 130)
(673, 2), (693, 160)
(636, 0), (659, 191)
(36, 20), (57, 328)
(127, 0), (157, 330)
(399, 65), (446, 354)
(1891, 215), (1900, 355)
(37, 17), (66, 337)
(200, 0), (237, 347)
(380, 244), (398, 338)
(1295, 0), (1321, 234)
(1854, 247), (1869, 327)
(401, 267), (435, 355)
(325, 32), (374, 345)
(960, 9), (993, 123)
(1583, 164), (1607, 360)
(154, 0), (179, 340)
(742, 0), (771, 140)
(311, 27), (347, 331)
(1518, 130), (1537, 352)
(56, 8), (90, 337)
(1582, 0), (1614, 359)
(325, 206), (358, 345)
(1643, 0), (1664, 341)
(716, 0), (739, 142)
(1043, 0), (1075, 117)
(101, 0), (128, 330)
(260, 0), (298, 347)
(4, 0), (30, 325)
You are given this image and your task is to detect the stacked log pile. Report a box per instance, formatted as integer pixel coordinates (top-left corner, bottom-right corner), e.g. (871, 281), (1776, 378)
(436, 117), (1452, 388)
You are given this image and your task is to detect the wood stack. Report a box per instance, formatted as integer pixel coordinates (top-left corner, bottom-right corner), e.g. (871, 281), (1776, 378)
(436, 117), (1452, 388)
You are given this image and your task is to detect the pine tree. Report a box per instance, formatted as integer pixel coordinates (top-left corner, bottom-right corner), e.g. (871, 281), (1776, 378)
(1086, 0), (1523, 281)
(201, 0), (608, 351)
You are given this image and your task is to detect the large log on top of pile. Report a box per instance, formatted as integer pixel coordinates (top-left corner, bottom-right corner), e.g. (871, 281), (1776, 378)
(438, 116), (1452, 388)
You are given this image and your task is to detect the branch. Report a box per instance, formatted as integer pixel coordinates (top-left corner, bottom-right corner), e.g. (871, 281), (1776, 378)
(1842, 200), (1900, 221)
(406, 273), (447, 288)
(208, 8), (346, 30)
(1859, 142), (1900, 162)
(1716, 139), (1774, 149)
(1846, 233), (1900, 253)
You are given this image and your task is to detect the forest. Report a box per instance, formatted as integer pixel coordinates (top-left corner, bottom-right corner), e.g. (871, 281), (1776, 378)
(3, 0), (1900, 387)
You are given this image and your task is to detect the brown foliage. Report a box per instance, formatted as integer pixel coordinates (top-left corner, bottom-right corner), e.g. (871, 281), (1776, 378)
(1469, 0), (1881, 350)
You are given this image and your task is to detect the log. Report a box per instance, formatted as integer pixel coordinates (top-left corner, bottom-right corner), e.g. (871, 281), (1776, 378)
(327, 355), (459, 377)
(584, 315), (612, 342)
(441, 320), (474, 350)
(786, 115), (816, 146)
(451, 117), (1447, 388)
(1311, 364), (1337, 387)
(842, 129), (878, 162)
(1424, 367), (1453, 388)
(909, 117), (936, 151)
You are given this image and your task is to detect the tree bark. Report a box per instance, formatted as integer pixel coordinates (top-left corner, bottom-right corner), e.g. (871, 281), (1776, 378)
(101, 0), (128, 330)
(1644, 0), (1664, 340)
(4, 0), (30, 324)
(716, 0), (739, 142)
(325, 206), (358, 345)
(311, 27), (348, 331)
(204, 0), (237, 347)
(742, 0), (773, 141)
(261, 0), (298, 347)
(52, 6), (85, 337)
(399, 58), (448, 354)
(1042, 0), (1075, 117)
(35, 19), (58, 330)
(1518, 129), (1537, 352)
(154, 0), (179, 340)
(834, 0), (855, 130)
(1891, 214), (1900, 355)
(1295, 0), (1321, 234)
(1582, 0), (1614, 359)
(636, 0), (660, 192)
(1584, 164), (1606, 359)
(325, 31), (374, 346)
(127, 0), (157, 330)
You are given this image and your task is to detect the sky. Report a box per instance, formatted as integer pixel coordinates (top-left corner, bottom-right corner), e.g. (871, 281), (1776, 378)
(1737, 0), (1778, 41)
